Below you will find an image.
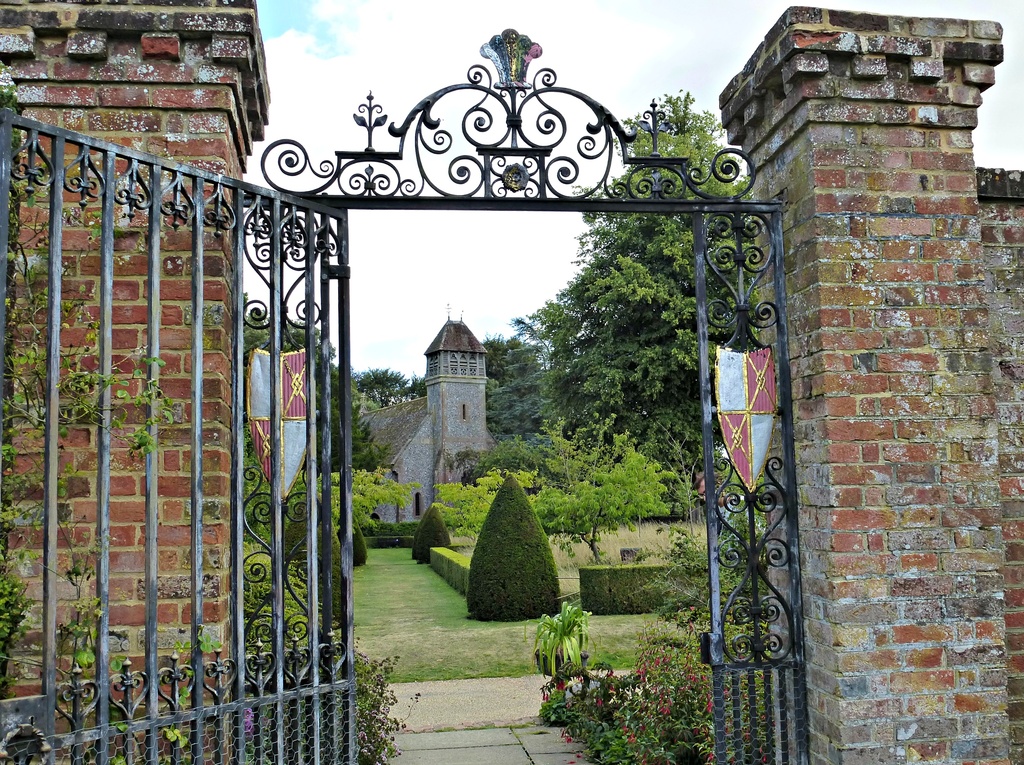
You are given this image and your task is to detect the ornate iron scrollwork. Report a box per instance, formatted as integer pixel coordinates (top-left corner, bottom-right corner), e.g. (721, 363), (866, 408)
(0, 724), (51, 765)
(260, 29), (756, 202)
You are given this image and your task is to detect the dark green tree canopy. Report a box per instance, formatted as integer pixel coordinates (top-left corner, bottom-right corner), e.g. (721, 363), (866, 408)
(355, 368), (417, 409)
(526, 92), (730, 476)
(467, 475), (559, 621)
(484, 332), (546, 439)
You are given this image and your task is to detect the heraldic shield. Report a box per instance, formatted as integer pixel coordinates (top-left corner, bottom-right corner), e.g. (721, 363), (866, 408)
(248, 349), (308, 497)
(715, 347), (778, 492)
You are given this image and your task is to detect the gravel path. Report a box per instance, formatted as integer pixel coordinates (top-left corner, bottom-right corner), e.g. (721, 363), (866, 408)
(392, 675), (549, 733)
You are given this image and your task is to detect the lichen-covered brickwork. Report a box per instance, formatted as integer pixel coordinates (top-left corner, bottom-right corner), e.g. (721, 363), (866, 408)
(722, 8), (1009, 764)
(978, 169), (1024, 762)
(0, 0), (268, 677)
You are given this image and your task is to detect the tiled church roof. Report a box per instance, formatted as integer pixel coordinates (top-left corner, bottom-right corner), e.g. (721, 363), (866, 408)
(363, 397), (428, 458)
(424, 320), (486, 355)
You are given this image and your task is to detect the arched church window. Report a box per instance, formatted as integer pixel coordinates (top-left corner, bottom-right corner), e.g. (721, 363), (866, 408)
(462, 403), (467, 420)
(414, 492), (422, 516)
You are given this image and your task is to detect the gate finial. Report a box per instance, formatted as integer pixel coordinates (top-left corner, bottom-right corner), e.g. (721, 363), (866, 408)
(353, 91), (387, 152)
(480, 29), (542, 89)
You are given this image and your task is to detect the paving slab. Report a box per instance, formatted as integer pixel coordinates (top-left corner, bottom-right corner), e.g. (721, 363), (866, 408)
(393, 743), (533, 765)
(397, 728), (522, 751)
(393, 726), (591, 765)
(514, 726), (581, 755)
(392, 675), (548, 732)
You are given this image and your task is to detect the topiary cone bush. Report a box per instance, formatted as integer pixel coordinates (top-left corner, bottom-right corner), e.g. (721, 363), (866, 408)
(353, 523), (368, 567)
(412, 504), (451, 563)
(468, 475), (559, 621)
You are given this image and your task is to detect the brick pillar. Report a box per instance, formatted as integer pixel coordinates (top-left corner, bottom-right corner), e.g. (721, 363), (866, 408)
(977, 169), (1024, 762)
(0, 0), (267, 175)
(720, 9), (1006, 764)
(0, 1), (268, 669)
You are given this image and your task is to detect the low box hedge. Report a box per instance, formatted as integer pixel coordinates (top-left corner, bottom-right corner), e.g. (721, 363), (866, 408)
(362, 521), (419, 537)
(579, 564), (669, 615)
(430, 547), (471, 596)
(365, 535), (415, 549)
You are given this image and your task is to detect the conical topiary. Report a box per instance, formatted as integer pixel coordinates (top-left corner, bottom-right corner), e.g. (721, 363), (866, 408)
(353, 522), (368, 567)
(412, 505), (451, 563)
(467, 475), (559, 621)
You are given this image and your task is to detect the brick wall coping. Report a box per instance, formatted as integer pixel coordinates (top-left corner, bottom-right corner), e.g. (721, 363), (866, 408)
(0, 0), (269, 150)
(719, 6), (1004, 151)
(978, 167), (1024, 200)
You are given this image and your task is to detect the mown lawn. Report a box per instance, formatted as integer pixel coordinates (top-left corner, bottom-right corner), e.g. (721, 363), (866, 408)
(353, 548), (653, 683)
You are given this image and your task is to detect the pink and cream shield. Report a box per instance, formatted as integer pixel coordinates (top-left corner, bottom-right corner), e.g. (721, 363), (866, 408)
(715, 347), (778, 491)
(247, 349), (308, 497)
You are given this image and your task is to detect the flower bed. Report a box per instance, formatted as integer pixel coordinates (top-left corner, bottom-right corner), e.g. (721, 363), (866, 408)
(541, 623), (713, 765)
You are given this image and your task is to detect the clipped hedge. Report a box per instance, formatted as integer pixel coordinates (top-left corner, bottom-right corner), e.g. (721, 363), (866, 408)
(467, 475), (559, 621)
(430, 547), (471, 596)
(365, 536), (414, 549)
(412, 505), (452, 563)
(353, 524), (368, 567)
(579, 564), (670, 615)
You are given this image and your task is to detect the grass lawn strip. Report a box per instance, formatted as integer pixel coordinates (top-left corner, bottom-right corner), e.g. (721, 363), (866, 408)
(354, 548), (651, 683)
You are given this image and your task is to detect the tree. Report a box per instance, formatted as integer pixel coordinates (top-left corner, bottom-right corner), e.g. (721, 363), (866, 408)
(533, 426), (673, 563)
(466, 436), (549, 484)
(354, 368), (412, 409)
(527, 92), (732, 475)
(432, 469), (536, 537)
(467, 475), (559, 621)
(483, 333), (546, 438)
(348, 469), (418, 529)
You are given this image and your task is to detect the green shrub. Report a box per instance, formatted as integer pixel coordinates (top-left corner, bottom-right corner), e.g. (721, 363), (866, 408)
(364, 535), (415, 549)
(412, 505), (451, 564)
(467, 475), (558, 621)
(353, 523), (368, 567)
(579, 564), (669, 615)
(430, 547), (471, 596)
(355, 651), (411, 765)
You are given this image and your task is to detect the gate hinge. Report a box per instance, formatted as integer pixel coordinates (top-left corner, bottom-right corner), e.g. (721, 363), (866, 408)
(699, 632), (723, 666)
(324, 264), (351, 280)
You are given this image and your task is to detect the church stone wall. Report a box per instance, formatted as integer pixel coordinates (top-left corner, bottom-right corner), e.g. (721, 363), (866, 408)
(427, 374), (492, 485)
(391, 417), (435, 523)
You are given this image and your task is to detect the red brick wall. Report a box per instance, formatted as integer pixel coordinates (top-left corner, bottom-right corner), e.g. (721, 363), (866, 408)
(0, 0), (268, 685)
(978, 173), (1024, 761)
(721, 9), (1008, 764)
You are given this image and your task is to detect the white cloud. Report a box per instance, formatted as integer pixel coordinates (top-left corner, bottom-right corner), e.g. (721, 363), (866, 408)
(251, 0), (1024, 377)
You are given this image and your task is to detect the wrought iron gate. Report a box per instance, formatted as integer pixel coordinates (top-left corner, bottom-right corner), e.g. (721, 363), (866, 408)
(0, 110), (355, 765)
(258, 28), (809, 764)
(0, 27), (808, 765)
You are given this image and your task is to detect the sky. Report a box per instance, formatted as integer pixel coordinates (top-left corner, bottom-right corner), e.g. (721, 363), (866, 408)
(251, 0), (1024, 378)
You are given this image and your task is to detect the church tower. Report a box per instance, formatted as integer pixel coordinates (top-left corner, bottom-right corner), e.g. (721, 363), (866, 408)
(424, 320), (493, 484)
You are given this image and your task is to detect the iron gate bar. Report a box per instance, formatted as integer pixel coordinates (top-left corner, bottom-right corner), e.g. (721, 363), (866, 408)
(146, 161), (165, 743)
(41, 131), (66, 740)
(335, 209), (357, 758)
(95, 145), (117, 765)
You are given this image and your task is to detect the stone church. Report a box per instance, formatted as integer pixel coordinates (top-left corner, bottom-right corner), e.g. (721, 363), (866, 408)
(364, 320), (496, 522)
